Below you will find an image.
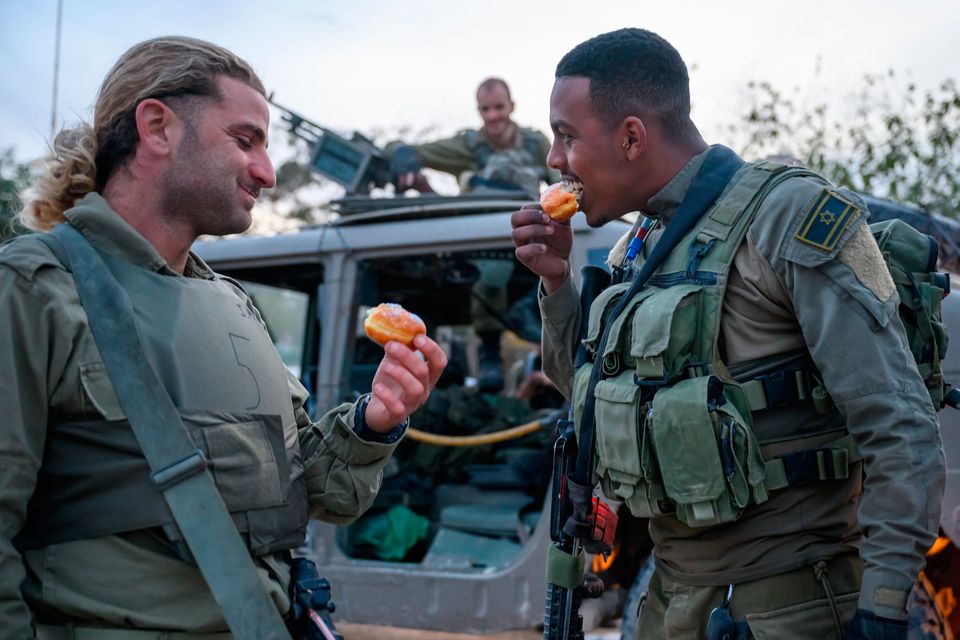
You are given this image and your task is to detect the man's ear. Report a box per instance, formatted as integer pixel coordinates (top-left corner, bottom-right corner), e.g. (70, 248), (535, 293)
(134, 98), (180, 158)
(621, 116), (647, 160)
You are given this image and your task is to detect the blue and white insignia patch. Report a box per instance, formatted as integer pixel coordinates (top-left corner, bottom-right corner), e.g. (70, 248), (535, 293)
(795, 189), (860, 252)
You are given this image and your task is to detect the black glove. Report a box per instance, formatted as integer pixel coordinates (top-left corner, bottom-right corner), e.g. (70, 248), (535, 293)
(847, 609), (908, 640)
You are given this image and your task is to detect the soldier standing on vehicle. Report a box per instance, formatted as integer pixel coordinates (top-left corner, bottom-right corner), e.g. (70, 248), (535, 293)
(388, 77), (560, 197)
(512, 28), (944, 640)
(0, 36), (446, 640)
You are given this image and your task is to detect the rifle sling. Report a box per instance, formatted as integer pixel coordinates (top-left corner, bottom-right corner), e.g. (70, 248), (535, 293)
(39, 224), (292, 640)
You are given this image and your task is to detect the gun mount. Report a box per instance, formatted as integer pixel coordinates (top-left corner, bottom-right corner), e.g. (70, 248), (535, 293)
(269, 94), (391, 195)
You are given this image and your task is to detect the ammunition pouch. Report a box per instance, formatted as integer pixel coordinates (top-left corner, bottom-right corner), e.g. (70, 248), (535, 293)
(579, 366), (768, 527)
(649, 376), (768, 526)
(575, 273), (859, 528)
(580, 365), (860, 527)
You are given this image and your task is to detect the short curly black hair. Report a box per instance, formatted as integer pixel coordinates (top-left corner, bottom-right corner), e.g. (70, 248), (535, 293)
(556, 28), (696, 142)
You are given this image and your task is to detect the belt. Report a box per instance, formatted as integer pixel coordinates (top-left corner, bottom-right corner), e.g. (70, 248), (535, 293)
(35, 624), (233, 640)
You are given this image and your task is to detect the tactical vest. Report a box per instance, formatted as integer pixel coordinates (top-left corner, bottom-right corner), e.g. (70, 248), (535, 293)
(464, 127), (546, 177)
(574, 162), (861, 528)
(16, 242), (309, 557)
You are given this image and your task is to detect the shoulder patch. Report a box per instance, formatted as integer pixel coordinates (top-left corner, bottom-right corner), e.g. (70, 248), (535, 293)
(794, 189), (860, 252)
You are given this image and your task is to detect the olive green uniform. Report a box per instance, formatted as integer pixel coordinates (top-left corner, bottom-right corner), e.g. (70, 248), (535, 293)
(540, 149), (944, 636)
(0, 195), (402, 638)
(399, 125), (560, 188)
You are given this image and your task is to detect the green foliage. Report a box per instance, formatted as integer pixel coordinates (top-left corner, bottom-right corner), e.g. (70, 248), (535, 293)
(726, 69), (960, 219)
(0, 148), (31, 241)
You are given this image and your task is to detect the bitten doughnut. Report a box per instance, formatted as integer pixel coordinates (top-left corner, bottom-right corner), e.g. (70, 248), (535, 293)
(540, 180), (582, 222)
(363, 303), (426, 347)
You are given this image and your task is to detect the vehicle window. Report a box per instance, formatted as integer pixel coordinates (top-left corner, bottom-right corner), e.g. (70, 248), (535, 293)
(339, 249), (565, 569)
(241, 281), (310, 378)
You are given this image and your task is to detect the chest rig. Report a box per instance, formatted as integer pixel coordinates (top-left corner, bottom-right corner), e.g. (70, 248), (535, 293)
(573, 161), (861, 528)
(464, 127), (540, 165)
(17, 226), (309, 558)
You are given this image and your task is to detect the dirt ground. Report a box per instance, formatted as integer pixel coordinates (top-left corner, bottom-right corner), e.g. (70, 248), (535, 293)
(337, 623), (621, 639)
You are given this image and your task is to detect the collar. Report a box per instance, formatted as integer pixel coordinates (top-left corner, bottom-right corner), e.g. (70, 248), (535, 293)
(63, 192), (215, 280)
(645, 145), (715, 224)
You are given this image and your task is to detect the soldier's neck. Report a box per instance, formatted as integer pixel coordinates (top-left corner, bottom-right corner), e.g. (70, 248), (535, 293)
(487, 122), (517, 151)
(102, 177), (193, 274)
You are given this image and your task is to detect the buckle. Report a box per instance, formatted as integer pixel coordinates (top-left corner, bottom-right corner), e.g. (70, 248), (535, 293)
(151, 449), (210, 491)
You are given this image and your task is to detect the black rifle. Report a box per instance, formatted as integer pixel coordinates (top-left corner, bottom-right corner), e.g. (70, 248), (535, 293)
(544, 265), (613, 640)
(287, 557), (345, 640)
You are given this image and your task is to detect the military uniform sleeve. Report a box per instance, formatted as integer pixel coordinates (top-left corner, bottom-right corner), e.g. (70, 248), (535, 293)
(406, 132), (479, 177)
(539, 277), (582, 399)
(295, 390), (401, 525)
(0, 256), (73, 640)
(752, 182), (945, 620)
(232, 282), (399, 526)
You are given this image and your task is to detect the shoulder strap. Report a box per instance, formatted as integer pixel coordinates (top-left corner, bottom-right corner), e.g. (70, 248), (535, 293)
(38, 225), (292, 640)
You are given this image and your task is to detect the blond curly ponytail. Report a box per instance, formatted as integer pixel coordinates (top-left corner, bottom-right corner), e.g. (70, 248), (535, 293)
(19, 36), (264, 231)
(19, 125), (98, 231)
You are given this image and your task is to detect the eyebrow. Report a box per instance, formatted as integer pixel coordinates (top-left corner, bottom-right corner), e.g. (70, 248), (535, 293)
(230, 123), (268, 148)
(550, 118), (571, 132)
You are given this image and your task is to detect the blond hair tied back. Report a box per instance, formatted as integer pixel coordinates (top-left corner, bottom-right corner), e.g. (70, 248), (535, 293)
(20, 124), (98, 231)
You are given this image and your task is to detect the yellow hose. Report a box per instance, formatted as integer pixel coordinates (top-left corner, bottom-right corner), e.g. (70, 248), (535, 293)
(405, 418), (546, 447)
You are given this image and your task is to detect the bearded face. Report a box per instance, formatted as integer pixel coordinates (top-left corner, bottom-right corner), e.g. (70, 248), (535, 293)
(159, 77), (274, 237)
(160, 122), (255, 236)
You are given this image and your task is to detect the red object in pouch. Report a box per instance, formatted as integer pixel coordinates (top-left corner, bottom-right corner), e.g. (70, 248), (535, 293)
(590, 496), (618, 555)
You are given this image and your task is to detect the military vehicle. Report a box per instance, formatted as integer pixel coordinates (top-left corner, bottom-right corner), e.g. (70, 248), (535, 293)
(194, 106), (960, 636)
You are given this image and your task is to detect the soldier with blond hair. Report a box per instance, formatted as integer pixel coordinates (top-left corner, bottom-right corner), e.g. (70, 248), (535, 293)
(0, 36), (446, 639)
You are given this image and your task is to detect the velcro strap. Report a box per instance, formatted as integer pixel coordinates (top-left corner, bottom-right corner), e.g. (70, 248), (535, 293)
(764, 434), (862, 491)
(743, 368), (814, 412)
(546, 544), (585, 590)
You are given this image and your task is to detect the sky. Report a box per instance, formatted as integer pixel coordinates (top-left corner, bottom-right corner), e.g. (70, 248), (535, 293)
(3, 0), (959, 169)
